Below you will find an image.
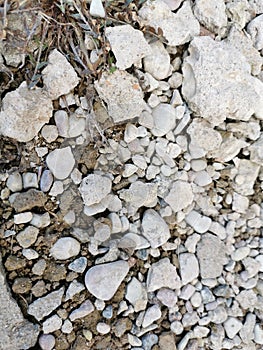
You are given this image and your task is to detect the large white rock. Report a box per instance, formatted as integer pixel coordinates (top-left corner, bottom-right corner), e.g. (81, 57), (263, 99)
(94, 70), (145, 123)
(79, 174), (112, 206)
(50, 237), (80, 260)
(164, 180), (194, 213)
(106, 25), (151, 70)
(182, 36), (263, 126)
(42, 49), (80, 100)
(193, 0), (227, 34)
(0, 81), (53, 142)
(143, 41), (170, 81)
(85, 261), (129, 300)
(139, 0), (200, 46)
(142, 209), (170, 248)
(46, 147), (75, 180)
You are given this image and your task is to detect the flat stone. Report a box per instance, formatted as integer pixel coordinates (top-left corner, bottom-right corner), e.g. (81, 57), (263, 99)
(106, 24), (151, 70)
(164, 180), (194, 213)
(42, 49), (80, 100)
(16, 226), (39, 248)
(50, 237), (80, 260)
(90, 0), (105, 18)
(142, 304), (162, 328)
(30, 213), (51, 228)
(28, 287), (64, 321)
(69, 300), (94, 321)
(179, 253), (199, 285)
(95, 70), (145, 123)
(85, 260), (129, 300)
(182, 36), (263, 126)
(185, 210), (212, 233)
(147, 258), (181, 292)
(46, 146), (75, 180)
(0, 81), (53, 142)
(151, 103), (177, 137)
(126, 277), (148, 312)
(40, 170), (53, 192)
(79, 173), (112, 207)
(239, 313), (256, 344)
(236, 289), (258, 310)
(42, 315), (62, 334)
(61, 320), (73, 334)
(197, 233), (227, 279)
(0, 256), (39, 349)
(14, 212), (33, 224)
(97, 322), (111, 334)
(143, 41), (170, 80)
(193, 0), (227, 34)
(223, 317), (243, 339)
(9, 189), (47, 212)
(139, 0), (200, 46)
(142, 209), (170, 248)
(247, 14), (263, 50)
(254, 324), (263, 345)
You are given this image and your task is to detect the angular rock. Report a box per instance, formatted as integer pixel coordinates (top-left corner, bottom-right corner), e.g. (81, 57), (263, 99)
(85, 260), (129, 300)
(142, 304), (162, 328)
(42, 315), (62, 334)
(249, 135), (263, 165)
(106, 24), (151, 70)
(90, 0), (105, 18)
(42, 49), (80, 100)
(0, 256), (39, 350)
(9, 189), (47, 212)
(28, 287), (64, 321)
(197, 233), (227, 279)
(0, 81), (53, 142)
(164, 180), (194, 213)
(182, 36), (263, 126)
(233, 159), (260, 195)
(69, 300), (94, 321)
(159, 332), (177, 350)
(126, 277), (148, 312)
(151, 103), (177, 137)
(79, 173), (112, 206)
(185, 210), (212, 234)
(223, 317), (243, 339)
(208, 134), (248, 162)
(46, 146), (75, 180)
(65, 280), (85, 301)
(16, 226), (39, 248)
(194, 0), (227, 34)
(179, 253), (199, 285)
(142, 209), (170, 248)
(50, 237), (80, 260)
(247, 14), (263, 50)
(139, 0), (200, 46)
(143, 41), (170, 80)
(147, 258), (181, 292)
(94, 70), (145, 123)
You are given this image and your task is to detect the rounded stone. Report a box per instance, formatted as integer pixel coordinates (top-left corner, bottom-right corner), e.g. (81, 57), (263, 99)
(46, 147), (75, 180)
(50, 237), (80, 260)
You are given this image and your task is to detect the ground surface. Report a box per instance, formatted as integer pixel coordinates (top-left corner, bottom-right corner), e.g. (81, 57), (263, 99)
(0, 0), (263, 349)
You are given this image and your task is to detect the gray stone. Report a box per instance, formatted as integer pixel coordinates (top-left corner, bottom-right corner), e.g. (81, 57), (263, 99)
(147, 258), (181, 292)
(126, 277), (148, 312)
(182, 36), (263, 126)
(249, 134), (263, 165)
(40, 170), (53, 193)
(46, 146), (75, 180)
(28, 287), (64, 321)
(247, 14), (263, 50)
(9, 189), (47, 212)
(39, 334), (55, 350)
(0, 81), (53, 142)
(254, 324), (263, 345)
(233, 159), (260, 196)
(95, 70), (145, 123)
(69, 300), (94, 321)
(85, 260), (129, 300)
(16, 226), (39, 248)
(68, 257), (88, 273)
(106, 24), (151, 70)
(179, 253), (199, 284)
(90, 0), (105, 18)
(197, 233), (227, 279)
(97, 322), (111, 334)
(164, 180), (194, 213)
(151, 103), (177, 137)
(194, 0), (227, 34)
(79, 173), (112, 206)
(50, 237), (80, 260)
(0, 256), (39, 349)
(142, 209), (170, 248)
(42, 315), (62, 334)
(223, 317), (243, 339)
(142, 304), (162, 328)
(41, 125), (58, 143)
(42, 49), (80, 100)
(143, 41), (170, 80)
(185, 210), (212, 234)
(139, 0), (200, 46)
(6, 172), (23, 192)
(65, 280), (85, 301)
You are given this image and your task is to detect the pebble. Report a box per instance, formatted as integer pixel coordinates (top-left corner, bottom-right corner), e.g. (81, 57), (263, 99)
(126, 277), (148, 312)
(171, 321), (184, 335)
(16, 226), (39, 248)
(28, 287), (64, 321)
(164, 180), (194, 213)
(79, 173), (112, 206)
(50, 237), (80, 260)
(40, 170), (53, 192)
(147, 258), (181, 292)
(179, 253), (199, 284)
(30, 212), (50, 228)
(32, 259), (47, 276)
(254, 324), (263, 345)
(85, 260), (129, 300)
(231, 246), (250, 261)
(22, 248), (39, 260)
(142, 304), (162, 328)
(14, 212), (33, 224)
(157, 288), (177, 308)
(96, 322), (111, 334)
(223, 317), (243, 339)
(41, 125), (58, 143)
(65, 280), (85, 301)
(102, 305), (113, 319)
(9, 189), (47, 213)
(39, 334), (56, 350)
(185, 210), (212, 234)
(90, 0), (105, 18)
(143, 40), (171, 80)
(141, 209), (170, 248)
(61, 320), (73, 334)
(151, 103), (177, 137)
(68, 257), (88, 273)
(142, 333), (158, 350)
(46, 146), (75, 180)
(6, 172), (23, 192)
(43, 314), (62, 334)
(69, 300), (94, 321)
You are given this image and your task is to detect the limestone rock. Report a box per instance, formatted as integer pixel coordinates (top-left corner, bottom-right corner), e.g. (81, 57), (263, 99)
(126, 277), (148, 312)
(0, 82), (53, 142)
(85, 260), (129, 300)
(247, 14), (263, 50)
(233, 159), (260, 195)
(179, 253), (199, 285)
(50, 237), (80, 260)
(249, 135), (263, 165)
(139, 0), (200, 46)
(94, 70), (145, 123)
(42, 49), (80, 100)
(151, 103), (177, 136)
(194, 0), (227, 34)
(197, 233), (227, 279)
(182, 36), (263, 126)
(46, 147), (75, 180)
(28, 287), (64, 321)
(106, 24), (151, 70)
(143, 41), (170, 80)
(79, 173), (112, 206)
(164, 180), (194, 213)
(0, 256), (39, 349)
(185, 210), (212, 234)
(90, 0), (105, 18)
(142, 209), (170, 248)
